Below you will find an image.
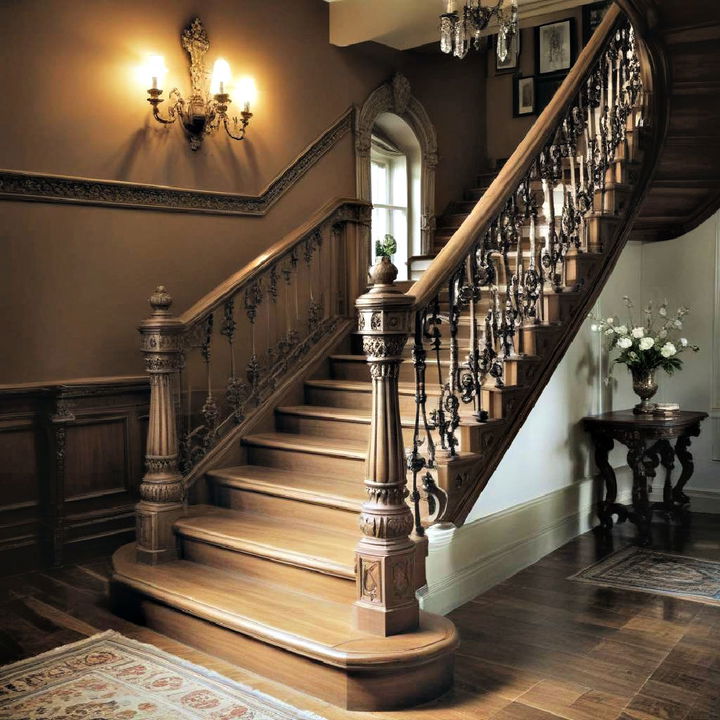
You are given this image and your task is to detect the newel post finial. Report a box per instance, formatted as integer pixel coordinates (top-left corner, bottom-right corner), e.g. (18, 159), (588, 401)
(354, 257), (420, 636)
(136, 285), (186, 565)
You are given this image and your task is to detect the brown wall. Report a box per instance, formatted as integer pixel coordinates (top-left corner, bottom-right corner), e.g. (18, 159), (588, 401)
(0, 0), (487, 384)
(485, 8), (584, 165)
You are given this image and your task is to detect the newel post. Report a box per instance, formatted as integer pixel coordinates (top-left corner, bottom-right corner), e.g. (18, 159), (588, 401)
(354, 257), (419, 636)
(136, 286), (185, 564)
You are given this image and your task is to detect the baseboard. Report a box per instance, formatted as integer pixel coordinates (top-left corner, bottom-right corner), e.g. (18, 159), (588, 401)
(418, 468), (633, 616)
(681, 489), (720, 514)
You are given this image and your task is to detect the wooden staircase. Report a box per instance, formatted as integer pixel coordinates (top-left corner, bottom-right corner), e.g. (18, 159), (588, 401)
(112, 6), (664, 712)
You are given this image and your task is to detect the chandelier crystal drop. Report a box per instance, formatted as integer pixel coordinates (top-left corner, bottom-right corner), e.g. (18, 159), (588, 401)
(440, 0), (519, 61)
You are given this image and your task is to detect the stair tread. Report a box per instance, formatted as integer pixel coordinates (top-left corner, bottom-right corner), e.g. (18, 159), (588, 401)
(243, 431), (367, 459)
(175, 505), (357, 578)
(208, 464), (365, 507)
(277, 403), (420, 427)
(113, 543), (458, 669)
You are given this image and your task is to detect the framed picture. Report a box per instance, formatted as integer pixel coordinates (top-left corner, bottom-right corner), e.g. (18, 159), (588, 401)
(583, 1), (612, 44)
(535, 18), (576, 76)
(495, 30), (521, 73)
(536, 75), (564, 113)
(513, 75), (536, 117)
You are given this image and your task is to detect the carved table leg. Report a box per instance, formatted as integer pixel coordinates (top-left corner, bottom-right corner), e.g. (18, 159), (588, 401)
(656, 438), (676, 517)
(593, 432), (627, 529)
(626, 437), (651, 545)
(673, 429), (698, 506)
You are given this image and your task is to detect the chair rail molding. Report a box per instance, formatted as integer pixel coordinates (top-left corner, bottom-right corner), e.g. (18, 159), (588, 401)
(355, 73), (438, 255)
(0, 109), (353, 217)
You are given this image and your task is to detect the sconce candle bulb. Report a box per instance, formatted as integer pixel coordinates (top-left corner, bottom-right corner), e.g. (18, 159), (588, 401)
(143, 18), (255, 150)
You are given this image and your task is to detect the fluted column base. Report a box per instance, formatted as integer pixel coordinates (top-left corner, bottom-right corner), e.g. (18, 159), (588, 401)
(136, 500), (184, 565)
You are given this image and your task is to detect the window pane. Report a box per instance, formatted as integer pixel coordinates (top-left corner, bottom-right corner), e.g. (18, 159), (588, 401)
(390, 208), (408, 250)
(372, 207), (389, 249)
(371, 161), (388, 205)
(391, 156), (408, 209)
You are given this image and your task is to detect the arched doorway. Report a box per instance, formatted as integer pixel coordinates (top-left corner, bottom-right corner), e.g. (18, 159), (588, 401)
(356, 74), (438, 279)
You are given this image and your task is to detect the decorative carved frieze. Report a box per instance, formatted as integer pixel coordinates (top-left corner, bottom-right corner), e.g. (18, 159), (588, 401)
(0, 110), (353, 217)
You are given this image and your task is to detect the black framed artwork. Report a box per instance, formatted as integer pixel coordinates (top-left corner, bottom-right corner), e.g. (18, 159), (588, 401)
(536, 75), (564, 114)
(513, 75), (536, 117)
(583, 1), (613, 44)
(495, 30), (521, 74)
(535, 18), (577, 76)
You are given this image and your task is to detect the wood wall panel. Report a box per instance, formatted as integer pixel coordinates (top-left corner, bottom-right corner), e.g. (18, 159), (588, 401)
(0, 377), (149, 574)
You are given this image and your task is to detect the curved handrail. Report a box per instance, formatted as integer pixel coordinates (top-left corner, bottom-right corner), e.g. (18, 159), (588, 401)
(179, 196), (370, 326)
(409, 4), (622, 310)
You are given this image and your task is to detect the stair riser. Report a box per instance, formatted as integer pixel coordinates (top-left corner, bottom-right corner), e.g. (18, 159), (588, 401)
(111, 584), (455, 711)
(178, 533), (356, 594)
(212, 482), (361, 534)
(306, 385), (419, 414)
(277, 411), (418, 446)
(481, 388), (527, 419)
(247, 444), (366, 478)
(518, 326), (562, 356)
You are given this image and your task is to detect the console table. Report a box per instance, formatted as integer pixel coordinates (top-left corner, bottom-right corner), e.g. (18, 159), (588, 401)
(583, 410), (707, 543)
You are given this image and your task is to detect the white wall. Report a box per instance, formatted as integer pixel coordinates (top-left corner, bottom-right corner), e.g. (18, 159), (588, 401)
(422, 222), (720, 614)
(640, 211), (720, 508)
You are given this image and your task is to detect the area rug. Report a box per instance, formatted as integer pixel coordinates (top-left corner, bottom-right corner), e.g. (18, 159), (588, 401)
(570, 546), (720, 606)
(0, 630), (326, 720)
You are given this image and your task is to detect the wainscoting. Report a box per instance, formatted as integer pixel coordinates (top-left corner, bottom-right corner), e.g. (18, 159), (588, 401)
(0, 377), (149, 573)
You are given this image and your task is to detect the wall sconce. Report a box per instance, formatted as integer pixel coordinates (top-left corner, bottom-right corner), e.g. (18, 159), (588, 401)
(145, 18), (257, 151)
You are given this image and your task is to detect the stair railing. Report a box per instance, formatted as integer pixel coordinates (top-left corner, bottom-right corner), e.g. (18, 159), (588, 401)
(354, 4), (650, 632)
(136, 197), (370, 564)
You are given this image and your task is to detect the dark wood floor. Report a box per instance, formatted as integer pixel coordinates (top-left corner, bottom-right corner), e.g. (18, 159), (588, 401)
(0, 514), (718, 720)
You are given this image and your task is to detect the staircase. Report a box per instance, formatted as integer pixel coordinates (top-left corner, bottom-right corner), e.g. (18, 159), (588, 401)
(112, 6), (661, 711)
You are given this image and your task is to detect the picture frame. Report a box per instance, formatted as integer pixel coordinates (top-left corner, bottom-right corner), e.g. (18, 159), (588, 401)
(513, 75), (536, 117)
(536, 75), (564, 113)
(535, 18), (576, 76)
(495, 30), (521, 73)
(583, 1), (612, 44)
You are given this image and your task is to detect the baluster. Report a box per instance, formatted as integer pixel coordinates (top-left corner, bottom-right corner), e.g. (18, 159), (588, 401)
(244, 280), (263, 402)
(137, 286), (185, 564)
(199, 313), (219, 448)
(355, 256), (419, 636)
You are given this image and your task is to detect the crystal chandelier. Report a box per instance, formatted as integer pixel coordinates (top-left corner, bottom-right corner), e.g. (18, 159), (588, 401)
(440, 0), (519, 61)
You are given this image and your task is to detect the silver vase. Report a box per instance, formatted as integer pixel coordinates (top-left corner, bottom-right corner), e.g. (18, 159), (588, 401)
(631, 367), (658, 414)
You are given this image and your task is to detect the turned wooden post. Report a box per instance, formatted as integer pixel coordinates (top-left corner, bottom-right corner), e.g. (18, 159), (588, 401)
(136, 286), (185, 564)
(354, 257), (419, 636)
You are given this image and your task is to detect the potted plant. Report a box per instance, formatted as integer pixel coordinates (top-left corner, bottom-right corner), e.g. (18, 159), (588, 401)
(590, 297), (699, 414)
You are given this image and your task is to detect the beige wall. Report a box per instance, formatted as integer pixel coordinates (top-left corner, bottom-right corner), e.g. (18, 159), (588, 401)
(0, 0), (487, 384)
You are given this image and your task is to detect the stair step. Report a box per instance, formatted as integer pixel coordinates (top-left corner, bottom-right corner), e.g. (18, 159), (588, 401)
(276, 403), (418, 444)
(112, 543), (458, 710)
(175, 505), (357, 580)
(243, 431), (367, 476)
(208, 463), (364, 532)
(305, 378), (440, 414)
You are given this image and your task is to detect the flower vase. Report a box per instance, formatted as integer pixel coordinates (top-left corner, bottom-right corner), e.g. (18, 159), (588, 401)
(631, 367), (658, 414)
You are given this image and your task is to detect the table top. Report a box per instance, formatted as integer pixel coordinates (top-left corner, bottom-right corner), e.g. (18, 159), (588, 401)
(583, 409), (708, 430)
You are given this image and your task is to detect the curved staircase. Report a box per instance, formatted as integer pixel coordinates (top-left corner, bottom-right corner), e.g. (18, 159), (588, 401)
(111, 4), (718, 711)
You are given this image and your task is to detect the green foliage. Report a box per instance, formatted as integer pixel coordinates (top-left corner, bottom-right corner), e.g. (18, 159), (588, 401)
(375, 234), (397, 258)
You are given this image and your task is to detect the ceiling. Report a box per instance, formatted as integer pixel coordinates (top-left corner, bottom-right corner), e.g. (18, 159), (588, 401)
(325, 0), (599, 51)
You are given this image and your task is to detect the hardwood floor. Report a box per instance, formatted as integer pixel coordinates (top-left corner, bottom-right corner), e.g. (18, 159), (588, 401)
(1, 514), (718, 720)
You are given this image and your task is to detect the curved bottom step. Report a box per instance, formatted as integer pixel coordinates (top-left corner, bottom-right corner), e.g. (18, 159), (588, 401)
(111, 543), (458, 710)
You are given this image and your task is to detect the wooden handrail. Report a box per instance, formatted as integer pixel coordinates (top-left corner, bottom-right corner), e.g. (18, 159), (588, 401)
(408, 4), (622, 310)
(179, 196), (370, 326)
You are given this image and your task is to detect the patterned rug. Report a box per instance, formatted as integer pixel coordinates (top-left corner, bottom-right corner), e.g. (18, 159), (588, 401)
(0, 631), (326, 720)
(571, 546), (720, 606)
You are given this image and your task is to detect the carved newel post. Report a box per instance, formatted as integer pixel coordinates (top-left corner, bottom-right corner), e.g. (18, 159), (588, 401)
(354, 257), (419, 636)
(136, 286), (185, 564)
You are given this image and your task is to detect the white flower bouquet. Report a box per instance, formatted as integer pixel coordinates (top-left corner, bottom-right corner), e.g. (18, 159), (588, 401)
(590, 296), (699, 377)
